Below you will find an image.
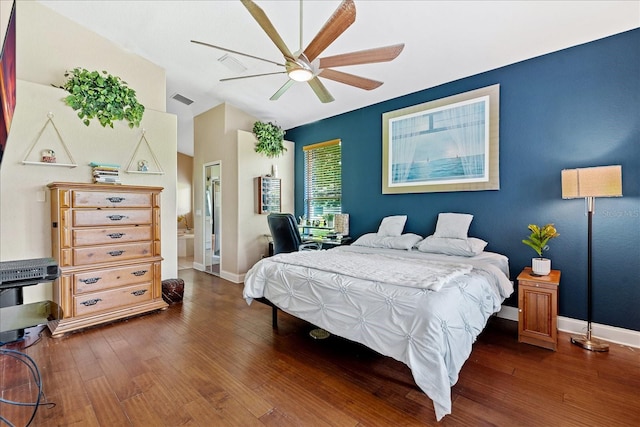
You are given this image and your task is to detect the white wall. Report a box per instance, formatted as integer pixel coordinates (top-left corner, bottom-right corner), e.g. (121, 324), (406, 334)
(0, 2), (177, 301)
(237, 130), (294, 277)
(193, 104), (295, 282)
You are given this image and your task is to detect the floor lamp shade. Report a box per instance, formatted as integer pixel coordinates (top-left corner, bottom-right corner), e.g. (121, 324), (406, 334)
(561, 165), (622, 199)
(560, 165), (622, 352)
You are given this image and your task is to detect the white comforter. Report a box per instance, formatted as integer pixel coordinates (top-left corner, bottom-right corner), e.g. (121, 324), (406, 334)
(243, 245), (513, 420)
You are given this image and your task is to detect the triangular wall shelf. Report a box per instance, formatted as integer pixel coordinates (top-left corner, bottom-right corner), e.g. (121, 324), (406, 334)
(22, 112), (77, 167)
(125, 130), (164, 175)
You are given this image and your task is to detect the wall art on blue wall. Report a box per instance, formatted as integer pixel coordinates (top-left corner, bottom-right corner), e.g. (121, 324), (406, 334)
(382, 84), (500, 194)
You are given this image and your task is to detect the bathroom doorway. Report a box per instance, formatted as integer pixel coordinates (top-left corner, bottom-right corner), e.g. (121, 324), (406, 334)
(203, 162), (221, 276)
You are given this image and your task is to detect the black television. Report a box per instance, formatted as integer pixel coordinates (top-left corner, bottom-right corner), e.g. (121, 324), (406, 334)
(0, 0), (17, 166)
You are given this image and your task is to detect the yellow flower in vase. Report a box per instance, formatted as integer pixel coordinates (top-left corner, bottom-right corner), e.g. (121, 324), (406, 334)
(178, 214), (190, 230)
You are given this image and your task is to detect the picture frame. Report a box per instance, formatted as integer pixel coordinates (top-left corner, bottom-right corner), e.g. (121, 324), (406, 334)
(382, 84), (500, 194)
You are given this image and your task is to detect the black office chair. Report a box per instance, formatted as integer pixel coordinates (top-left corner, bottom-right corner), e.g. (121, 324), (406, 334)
(262, 214), (327, 338)
(267, 213), (320, 254)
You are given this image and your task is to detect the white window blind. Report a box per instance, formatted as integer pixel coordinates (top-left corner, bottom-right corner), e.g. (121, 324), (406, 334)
(303, 139), (341, 220)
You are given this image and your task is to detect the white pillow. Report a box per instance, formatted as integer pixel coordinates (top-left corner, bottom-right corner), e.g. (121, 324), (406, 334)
(377, 215), (407, 237)
(416, 235), (487, 257)
(433, 213), (473, 240)
(353, 233), (423, 250)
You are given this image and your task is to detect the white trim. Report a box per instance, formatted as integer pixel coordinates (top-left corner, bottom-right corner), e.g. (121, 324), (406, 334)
(497, 306), (640, 349)
(220, 270), (243, 284)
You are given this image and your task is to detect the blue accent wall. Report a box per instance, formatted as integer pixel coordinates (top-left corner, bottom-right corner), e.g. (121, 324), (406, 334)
(287, 29), (640, 332)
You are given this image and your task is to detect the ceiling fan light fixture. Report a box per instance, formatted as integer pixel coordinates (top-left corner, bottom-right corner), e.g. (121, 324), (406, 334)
(288, 67), (314, 82)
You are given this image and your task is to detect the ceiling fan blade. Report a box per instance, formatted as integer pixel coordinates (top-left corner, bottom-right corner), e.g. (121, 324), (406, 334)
(221, 71), (287, 82)
(191, 40), (285, 67)
(270, 79), (295, 101)
(303, 0), (356, 63)
(319, 69), (382, 90)
(308, 77), (335, 103)
(241, 0), (295, 61)
(319, 44), (405, 69)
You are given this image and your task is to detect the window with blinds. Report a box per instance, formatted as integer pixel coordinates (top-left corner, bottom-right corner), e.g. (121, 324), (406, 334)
(303, 139), (341, 221)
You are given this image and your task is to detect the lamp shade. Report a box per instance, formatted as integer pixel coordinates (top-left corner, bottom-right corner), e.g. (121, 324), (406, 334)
(561, 165), (622, 199)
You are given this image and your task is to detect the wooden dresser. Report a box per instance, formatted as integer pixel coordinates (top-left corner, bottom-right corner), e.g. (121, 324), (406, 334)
(47, 182), (167, 337)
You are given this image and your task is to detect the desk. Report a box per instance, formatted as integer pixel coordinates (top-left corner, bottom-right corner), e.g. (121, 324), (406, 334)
(303, 236), (351, 249)
(299, 224), (351, 248)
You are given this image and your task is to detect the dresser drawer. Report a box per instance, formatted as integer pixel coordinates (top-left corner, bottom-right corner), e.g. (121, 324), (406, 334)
(73, 226), (152, 246)
(74, 263), (154, 294)
(74, 283), (153, 317)
(73, 191), (153, 208)
(73, 209), (152, 227)
(73, 242), (153, 265)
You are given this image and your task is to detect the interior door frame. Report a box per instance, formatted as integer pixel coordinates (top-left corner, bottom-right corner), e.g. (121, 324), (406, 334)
(202, 161), (221, 276)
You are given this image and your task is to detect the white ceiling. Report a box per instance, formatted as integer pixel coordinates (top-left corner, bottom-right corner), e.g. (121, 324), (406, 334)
(37, 1), (639, 156)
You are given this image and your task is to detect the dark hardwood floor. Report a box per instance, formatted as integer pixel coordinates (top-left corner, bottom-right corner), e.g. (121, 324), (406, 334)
(2, 268), (638, 426)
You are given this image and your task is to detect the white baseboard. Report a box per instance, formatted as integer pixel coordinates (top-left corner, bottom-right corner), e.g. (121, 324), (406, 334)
(497, 306), (640, 349)
(220, 270), (243, 284)
(191, 264), (243, 284)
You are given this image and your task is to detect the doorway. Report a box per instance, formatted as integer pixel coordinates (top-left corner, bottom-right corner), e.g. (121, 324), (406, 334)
(203, 162), (221, 276)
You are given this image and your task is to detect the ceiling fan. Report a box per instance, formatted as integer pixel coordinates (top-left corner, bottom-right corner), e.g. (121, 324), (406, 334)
(191, 0), (404, 103)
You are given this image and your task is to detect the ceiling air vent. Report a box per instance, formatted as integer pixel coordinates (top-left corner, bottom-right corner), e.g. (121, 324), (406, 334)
(171, 93), (194, 106)
(218, 54), (247, 74)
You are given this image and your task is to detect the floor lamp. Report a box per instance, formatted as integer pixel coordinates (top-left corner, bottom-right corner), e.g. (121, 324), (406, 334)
(561, 165), (622, 352)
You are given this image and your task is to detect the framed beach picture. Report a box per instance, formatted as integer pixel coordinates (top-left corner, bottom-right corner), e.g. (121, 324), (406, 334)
(382, 84), (500, 194)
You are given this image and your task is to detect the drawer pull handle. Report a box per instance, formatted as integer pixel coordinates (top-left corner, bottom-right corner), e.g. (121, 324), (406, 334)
(107, 250), (125, 257)
(80, 298), (102, 306)
(131, 289), (148, 297)
(107, 233), (125, 239)
(132, 270), (148, 276)
(107, 215), (128, 221)
(107, 197), (125, 203)
(79, 277), (101, 284)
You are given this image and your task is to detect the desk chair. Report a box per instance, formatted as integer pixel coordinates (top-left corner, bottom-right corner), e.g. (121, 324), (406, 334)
(267, 213), (321, 254)
(262, 214), (327, 338)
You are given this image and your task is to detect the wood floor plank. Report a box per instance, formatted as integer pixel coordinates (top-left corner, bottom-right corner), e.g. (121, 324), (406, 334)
(120, 393), (166, 427)
(83, 375), (133, 427)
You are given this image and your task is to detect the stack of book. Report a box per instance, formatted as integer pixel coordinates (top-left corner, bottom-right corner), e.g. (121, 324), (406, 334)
(90, 162), (121, 184)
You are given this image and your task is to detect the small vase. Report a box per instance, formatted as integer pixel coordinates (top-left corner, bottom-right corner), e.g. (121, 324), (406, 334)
(532, 258), (551, 276)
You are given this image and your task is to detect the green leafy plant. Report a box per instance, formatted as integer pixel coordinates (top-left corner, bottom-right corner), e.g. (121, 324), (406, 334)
(253, 121), (286, 158)
(57, 68), (145, 128)
(522, 223), (559, 257)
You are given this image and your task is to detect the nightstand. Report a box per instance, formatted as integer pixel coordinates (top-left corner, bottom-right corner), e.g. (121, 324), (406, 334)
(517, 267), (561, 351)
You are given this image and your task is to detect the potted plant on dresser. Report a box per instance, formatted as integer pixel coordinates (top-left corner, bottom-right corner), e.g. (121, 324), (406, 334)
(522, 223), (559, 276)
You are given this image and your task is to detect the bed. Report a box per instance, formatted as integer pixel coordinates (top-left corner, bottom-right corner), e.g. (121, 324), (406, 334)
(243, 214), (513, 421)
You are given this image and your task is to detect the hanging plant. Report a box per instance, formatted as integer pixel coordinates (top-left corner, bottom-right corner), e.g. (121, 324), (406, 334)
(253, 121), (286, 158)
(55, 68), (145, 128)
